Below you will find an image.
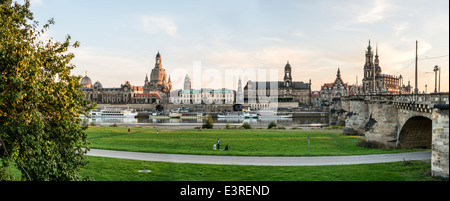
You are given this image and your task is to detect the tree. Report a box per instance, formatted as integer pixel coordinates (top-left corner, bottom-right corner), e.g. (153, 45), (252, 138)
(202, 115), (214, 129)
(0, 0), (95, 180)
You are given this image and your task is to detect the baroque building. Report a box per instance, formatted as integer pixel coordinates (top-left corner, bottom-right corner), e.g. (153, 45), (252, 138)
(143, 51), (172, 94)
(361, 41), (403, 95)
(81, 72), (145, 104)
(81, 52), (171, 104)
(320, 68), (348, 105)
(244, 61), (311, 106)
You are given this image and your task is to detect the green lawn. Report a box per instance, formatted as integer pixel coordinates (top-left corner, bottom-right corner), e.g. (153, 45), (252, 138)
(81, 126), (437, 181)
(80, 156), (436, 181)
(86, 126), (426, 156)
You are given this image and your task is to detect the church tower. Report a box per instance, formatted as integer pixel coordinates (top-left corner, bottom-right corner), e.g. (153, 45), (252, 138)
(236, 76), (244, 104)
(362, 40), (374, 93)
(184, 74), (191, 90)
(284, 61), (292, 87)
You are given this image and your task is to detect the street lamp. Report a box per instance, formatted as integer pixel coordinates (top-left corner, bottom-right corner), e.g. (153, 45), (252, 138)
(433, 65), (439, 93)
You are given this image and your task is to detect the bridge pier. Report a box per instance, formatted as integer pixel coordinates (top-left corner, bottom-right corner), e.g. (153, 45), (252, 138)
(341, 93), (449, 178)
(432, 108), (449, 178)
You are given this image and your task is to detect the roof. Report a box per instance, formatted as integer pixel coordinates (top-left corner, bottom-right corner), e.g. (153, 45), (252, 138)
(180, 88), (234, 94)
(244, 81), (310, 90)
(321, 76), (348, 90)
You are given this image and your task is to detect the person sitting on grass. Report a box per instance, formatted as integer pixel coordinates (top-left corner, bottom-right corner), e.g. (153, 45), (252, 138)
(221, 145), (229, 151)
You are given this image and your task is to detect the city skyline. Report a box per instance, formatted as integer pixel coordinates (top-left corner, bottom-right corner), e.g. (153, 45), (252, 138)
(28, 0), (449, 92)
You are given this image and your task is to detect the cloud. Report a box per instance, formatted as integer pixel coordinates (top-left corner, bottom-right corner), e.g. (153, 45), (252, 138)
(356, 0), (391, 23)
(139, 15), (178, 37)
(293, 32), (304, 37)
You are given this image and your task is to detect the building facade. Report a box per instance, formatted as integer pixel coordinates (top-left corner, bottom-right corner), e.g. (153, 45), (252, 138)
(81, 52), (171, 104)
(244, 61), (311, 106)
(320, 68), (348, 105)
(170, 74), (235, 105)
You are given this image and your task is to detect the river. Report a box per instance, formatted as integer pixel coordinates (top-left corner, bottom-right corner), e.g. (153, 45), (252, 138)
(82, 116), (329, 128)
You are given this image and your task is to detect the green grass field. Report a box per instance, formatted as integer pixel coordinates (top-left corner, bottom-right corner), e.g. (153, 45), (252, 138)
(78, 126), (438, 181)
(86, 126), (426, 156)
(80, 156), (436, 181)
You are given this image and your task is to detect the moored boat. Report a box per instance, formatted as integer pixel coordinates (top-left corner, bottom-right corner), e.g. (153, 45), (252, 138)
(180, 113), (205, 119)
(257, 110), (292, 118)
(217, 113), (244, 118)
(168, 112), (181, 118)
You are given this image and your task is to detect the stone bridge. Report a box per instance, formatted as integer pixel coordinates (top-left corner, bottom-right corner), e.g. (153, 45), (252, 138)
(333, 93), (449, 178)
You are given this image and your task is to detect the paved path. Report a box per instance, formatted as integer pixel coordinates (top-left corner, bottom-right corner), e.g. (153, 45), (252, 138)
(87, 149), (431, 166)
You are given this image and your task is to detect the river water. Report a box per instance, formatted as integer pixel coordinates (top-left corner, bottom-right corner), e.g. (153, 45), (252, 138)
(82, 116), (329, 128)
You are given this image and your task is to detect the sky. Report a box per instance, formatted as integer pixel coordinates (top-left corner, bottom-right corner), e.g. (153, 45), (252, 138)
(27, 0), (449, 92)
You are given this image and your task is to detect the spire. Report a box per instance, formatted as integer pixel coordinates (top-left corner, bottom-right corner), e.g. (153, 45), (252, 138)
(375, 42), (378, 56)
(367, 39), (372, 51)
(337, 68), (341, 78)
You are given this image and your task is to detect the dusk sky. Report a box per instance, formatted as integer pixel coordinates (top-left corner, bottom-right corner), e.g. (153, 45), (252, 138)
(27, 0), (449, 92)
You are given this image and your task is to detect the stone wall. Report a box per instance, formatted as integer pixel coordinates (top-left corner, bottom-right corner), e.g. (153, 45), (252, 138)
(365, 102), (399, 147)
(343, 98), (368, 135)
(432, 108), (449, 178)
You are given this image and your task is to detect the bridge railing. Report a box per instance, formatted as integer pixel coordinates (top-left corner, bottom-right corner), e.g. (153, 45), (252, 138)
(343, 93), (449, 104)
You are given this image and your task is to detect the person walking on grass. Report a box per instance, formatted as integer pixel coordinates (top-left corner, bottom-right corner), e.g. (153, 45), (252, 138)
(217, 138), (220, 150)
(157, 130), (159, 135)
(128, 128), (130, 134)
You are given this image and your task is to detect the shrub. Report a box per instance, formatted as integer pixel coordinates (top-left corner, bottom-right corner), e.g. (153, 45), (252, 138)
(277, 126), (286, 129)
(202, 115), (214, 129)
(267, 121), (277, 129)
(109, 123), (119, 127)
(242, 122), (252, 129)
(89, 122), (96, 127)
(357, 139), (391, 149)
(225, 123), (230, 129)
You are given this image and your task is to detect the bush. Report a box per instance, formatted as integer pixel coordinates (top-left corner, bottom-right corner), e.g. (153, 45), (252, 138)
(202, 115), (214, 129)
(225, 123), (230, 129)
(89, 122), (96, 127)
(242, 122), (252, 129)
(357, 139), (391, 150)
(268, 121), (277, 129)
(109, 123), (119, 127)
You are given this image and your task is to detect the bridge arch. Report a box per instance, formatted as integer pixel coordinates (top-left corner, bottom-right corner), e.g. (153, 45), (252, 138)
(397, 116), (432, 149)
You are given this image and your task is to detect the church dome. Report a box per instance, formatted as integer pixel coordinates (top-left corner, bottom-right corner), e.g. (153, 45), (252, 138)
(80, 74), (92, 88)
(93, 81), (103, 89)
